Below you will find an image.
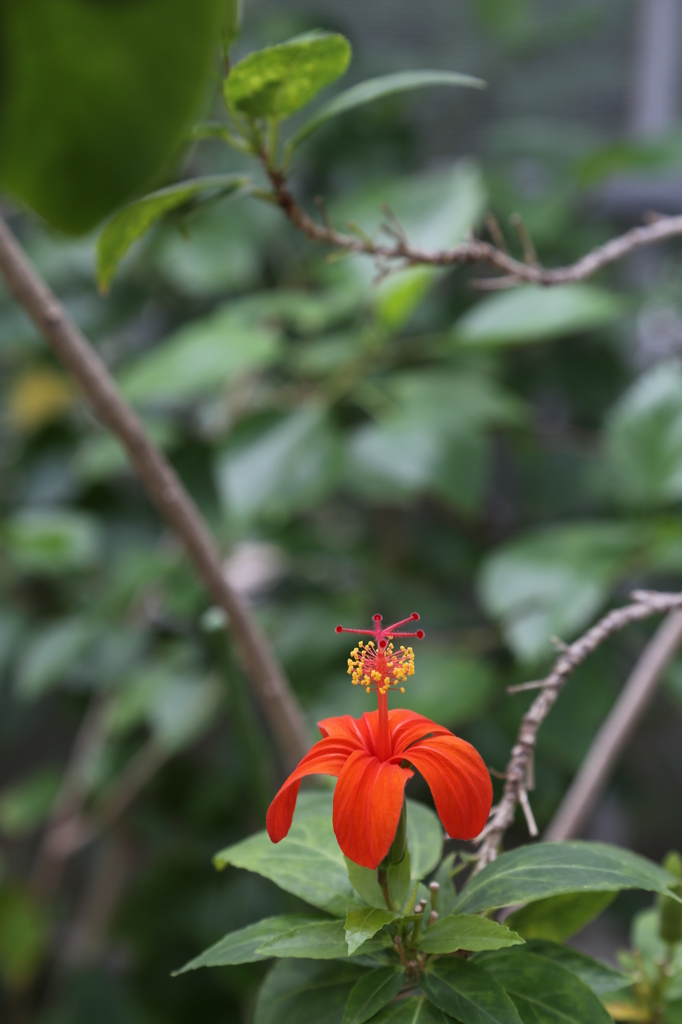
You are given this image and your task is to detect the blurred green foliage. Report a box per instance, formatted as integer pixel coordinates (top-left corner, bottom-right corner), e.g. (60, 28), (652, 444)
(0, 0), (227, 232)
(2, 1), (682, 1022)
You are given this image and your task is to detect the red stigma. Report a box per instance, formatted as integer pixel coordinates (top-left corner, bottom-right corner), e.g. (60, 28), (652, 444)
(335, 611), (426, 645)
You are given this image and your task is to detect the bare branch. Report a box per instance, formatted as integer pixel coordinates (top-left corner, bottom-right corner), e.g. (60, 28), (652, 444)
(0, 214), (309, 772)
(545, 609), (682, 841)
(475, 590), (682, 870)
(264, 162), (682, 288)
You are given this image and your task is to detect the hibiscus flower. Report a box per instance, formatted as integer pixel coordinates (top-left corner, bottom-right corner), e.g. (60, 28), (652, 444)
(266, 613), (493, 869)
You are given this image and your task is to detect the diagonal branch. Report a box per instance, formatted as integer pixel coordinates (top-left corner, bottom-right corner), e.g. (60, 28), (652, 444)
(265, 163), (682, 287)
(474, 590), (682, 870)
(0, 214), (309, 771)
(544, 608), (682, 841)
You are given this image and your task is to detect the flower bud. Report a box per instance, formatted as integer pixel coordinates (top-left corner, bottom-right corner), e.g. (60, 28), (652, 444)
(659, 851), (682, 945)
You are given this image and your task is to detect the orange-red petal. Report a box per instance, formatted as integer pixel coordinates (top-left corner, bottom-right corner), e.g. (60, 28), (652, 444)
(332, 748), (414, 869)
(266, 736), (358, 844)
(387, 708), (452, 756)
(317, 713), (374, 751)
(396, 733), (492, 841)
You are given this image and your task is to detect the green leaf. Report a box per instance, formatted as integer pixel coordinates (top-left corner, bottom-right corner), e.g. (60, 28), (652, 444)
(452, 841), (682, 916)
(342, 966), (406, 1024)
(174, 915), (325, 972)
(477, 521), (644, 661)
(221, 0), (242, 48)
(422, 958), (522, 1024)
(522, 940), (629, 996)
(0, 0), (228, 233)
(254, 959), (367, 1024)
(14, 617), (99, 700)
(506, 891), (615, 943)
(603, 361), (682, 509)
(433, 854), (458, 918)
(214, 791), (354, 917)
(474, 949), (612, 1023)
(406, 801), (444, 880)
(118, 304), (280, 405)
(367, 996), (454, 1023)
(96, 175), (249, 291)
(216, 405), (343, 523)
(346, 851), (412, 912)
(417, 914), (524, 954)
(344, 908), (401, 957)
(348, 367), (519, 512)
(454, 284), (624, 348)
(291, 70), (485, 148)
(1, 509), (102, 576)
(225, 32), (351, 119)
(257, 919), (351, 960)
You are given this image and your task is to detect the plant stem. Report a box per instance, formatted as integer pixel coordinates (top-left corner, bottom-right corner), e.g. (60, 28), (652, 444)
(0, 213), (309, 771)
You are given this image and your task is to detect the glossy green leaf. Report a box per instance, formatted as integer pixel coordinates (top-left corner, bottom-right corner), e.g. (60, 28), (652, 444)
(253, 959), (367, 1024)
(422, 958), (522, 1024)
(507, 891), (615, 943)
(213, 792), (354, 917)
(342, 966), (406, 1024)
(225, 32), (351, 119)
(0, 0), (227, 233)
(406, 801), (444, 880)
(454, 284), (623, 348)
(118, 304), (280, 405)
(453, 841), (682, 916)
(417, 914), (524, 954)
(291, 70), (485, 147)
(174, 915), (324, 972)
(478, 522), (644, 661)
(345, 908), (401, 957)
(367, 996), (454, 1024)
(257, 918), (351, 960)
(475, 949), (612, 1023)
(522, 940), (629, 996)
(346, 852), (412, 912)
(96, 175), (249, 291)
(603, 361), (682, 509)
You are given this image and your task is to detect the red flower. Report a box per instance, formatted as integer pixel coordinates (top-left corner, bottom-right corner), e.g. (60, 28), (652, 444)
(266, 613), (493, 869)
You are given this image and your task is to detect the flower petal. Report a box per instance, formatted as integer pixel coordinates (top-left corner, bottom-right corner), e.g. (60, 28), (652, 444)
(317, 713), (374, 751)
(266, 736), (357, 844)
(333, 748), (413, 869)
(388, 708), (452, 756)
(397, 734), (492, 840)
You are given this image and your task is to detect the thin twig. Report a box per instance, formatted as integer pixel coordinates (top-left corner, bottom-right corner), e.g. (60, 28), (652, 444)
(264, 161), (682, 288)
(475, 590), (682, 870)
(544, 609), (682, 841)
(0, 214), (309, 772)
(510, 213), (538, 267)
(29, 696), (109, 900)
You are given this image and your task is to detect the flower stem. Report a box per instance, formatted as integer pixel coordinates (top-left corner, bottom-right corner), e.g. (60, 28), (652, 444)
(377, 867), (394, 911)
